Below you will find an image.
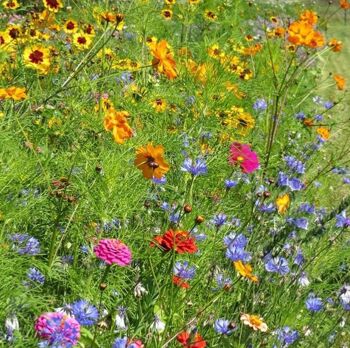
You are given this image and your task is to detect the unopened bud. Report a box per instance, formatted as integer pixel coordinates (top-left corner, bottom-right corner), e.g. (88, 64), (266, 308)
(183, 204), (192, 213)
(99, 283), (107, 291)
(195, 215), (205, 224)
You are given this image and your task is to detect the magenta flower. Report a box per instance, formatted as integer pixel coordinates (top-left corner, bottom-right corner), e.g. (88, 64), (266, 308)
(94, 239), (132, 266)
(35, 312), (80, 347)
(229, 142), (259, 174)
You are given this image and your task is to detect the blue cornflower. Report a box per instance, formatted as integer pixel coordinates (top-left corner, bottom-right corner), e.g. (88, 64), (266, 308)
(339, 285), (350, 310)
(185, 96), (196, 106)
(287, 177), (304, 191)
(112, 337), (128, 348)
(27, 267), (45, 284)
(294, 248), (304, 266)
(265, 256), (290, 275)
(305, 293), (323, 312)
(287, 217), (309, 230)
(181, 158), (207, 176)
(295, 112), (305, 120)
(253, 98), (268, 111)
(259, 203), (276, 213)
(9, 234), (40, 255)
(173, 261), (196, 279)
(152, 176), (167, 185)
(225, 179), (238, 189)
(71, 300), (99, 326)
(284, 156), (305, 174)
(323, 101), (333, 110)
(226, 246), (252, 262)
(335, 211), (350, 228)
(214, 318), (235, 335)
(343, 177), (350, 184)
(223, 233), (247, 248)
(275, 326), (299, 346)
(231, 217), (241, 227)
(278, 172), (289, 187)
(211, 213), (227, 227)
(298, 203), (315, 214)
(314, 114), (323, 122)
(80, 245), (89, 254)
(160, 202), (170, 211)
(169, 211), (180, 223)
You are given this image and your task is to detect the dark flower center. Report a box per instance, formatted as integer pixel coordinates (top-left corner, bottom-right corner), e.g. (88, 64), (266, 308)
(77, 37), (87, 45)
(238, 118), (248, 127)
(46, 0), (59, 9)
(9, 28), (19, 39)
(29, 50), (44, 64)
(66, 22), (75, 30)
(147, 156), (159, 169)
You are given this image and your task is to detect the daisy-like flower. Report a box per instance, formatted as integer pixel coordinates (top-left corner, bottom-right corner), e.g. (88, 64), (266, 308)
(151, 98), (167, 112)
(35, 312), (80, 347)
(71, 300), (99, 326)
(204, 10), (217, 21)
(93, 239), (132, 266)
(328, 38), (343, 52)
(229, 142), (259, 174)
(234, 261), (258, 283)
(151, 229), (197, 254)
(134, 143), (170, 179)
(63, 19), (78, 34)
(23, 45), (51, 74)
(240, 313), (268, 332)
(104, 108), (133, 144)
(161, 8), (173, 20)
(177, 331), (206, 348)
(275, 193), (290, 214)
(334, 74), (346, 90)
(73, 32), (92, 50)
(43, 0), (63, 12)
(0, 87), (27, 101)
(2, 0), (20, 9)
(316, 127), (330, 141)
(150, 39), (177, 80)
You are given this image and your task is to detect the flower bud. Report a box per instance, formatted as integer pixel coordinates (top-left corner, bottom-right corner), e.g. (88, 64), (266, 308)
(195, 215), (205, 224)
(183, 204), (192, 213)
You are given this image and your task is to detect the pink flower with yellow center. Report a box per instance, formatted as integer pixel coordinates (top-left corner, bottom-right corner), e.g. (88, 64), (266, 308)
(229, 142), (259, 173)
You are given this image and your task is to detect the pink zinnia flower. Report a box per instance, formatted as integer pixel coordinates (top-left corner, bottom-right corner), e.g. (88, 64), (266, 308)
(35, 312), (80, 347)
(229, 142), (259, 174)
(94, 239), (132, 266)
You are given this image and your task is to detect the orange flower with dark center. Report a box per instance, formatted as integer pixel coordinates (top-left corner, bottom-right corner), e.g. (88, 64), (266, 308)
(150, 39), (177, 80)
(328, 38), (343, 52)
(151, 230), (197, 254)
(340, 0), (350, 10)
(134, 143), (170, 179)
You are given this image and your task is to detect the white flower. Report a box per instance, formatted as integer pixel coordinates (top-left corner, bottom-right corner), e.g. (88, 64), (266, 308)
(150, 316), (166, 333)
(5, 314), (19, 341)
(134, 282), (148, 298)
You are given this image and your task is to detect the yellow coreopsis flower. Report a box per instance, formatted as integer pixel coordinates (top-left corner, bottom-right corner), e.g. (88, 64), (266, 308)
(0, 87), (27, 101)
(234, 261), (258, 283)
(73, 32), (92, 50)
(275, 193), (290, 214)
(2, 0), (20, 9)
(23, 45), (51, 74)
(43, 0), (63, 12)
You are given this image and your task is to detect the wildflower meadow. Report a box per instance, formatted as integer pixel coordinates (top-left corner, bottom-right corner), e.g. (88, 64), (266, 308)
(1, 0), (350, 347)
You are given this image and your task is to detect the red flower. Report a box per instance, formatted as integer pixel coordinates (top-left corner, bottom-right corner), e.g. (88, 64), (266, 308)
(177, 331), (207, 348)
(229, 142), (259, 174)
(172, 275), (190, 289)
(151, 229), (197, 254)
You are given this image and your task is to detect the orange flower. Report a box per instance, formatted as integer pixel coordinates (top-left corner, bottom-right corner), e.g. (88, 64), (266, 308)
(103, 109), (133, 144)
(0, 87), (27, 100)
(275, 193), (290, 214)
(300, 10), (318, 25)
(234, 261), (258, 283)
(288, 20), (324, 48)
(303, 118), (314, 127)
(43, 0), (63, 12)
(240, 313), (268, 332)
(187, 59), (207, 84)
(150, 39), (177, 80)
(177, 331), (206, 348)
(334, 74), (346, 90)
(317, 127), (330, 141)
(340, 0), (350, 10)
(151, 230), (197, 254)
(328, 38), (343, 52)
(172, 276), (190, 288)
(134, 143), (170, 179)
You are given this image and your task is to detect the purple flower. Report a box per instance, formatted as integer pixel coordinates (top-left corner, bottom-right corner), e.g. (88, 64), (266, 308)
(323, 101), (334, 110)
(275, 326), (299, 346)
(113, 337), (128, 348)
(152, 176), (167, 185)
(295, 112), (305, 120)
(259, 203), (276, 213)
(215, 274), (232, 290)
(71, 300), (99, 326)
(278, 172), (289, 187)
(27, 267), (45, 284)
(305, 293), (323, 312)
(287, 217), (309, 230)
(335, 211), (350, 228)
(9, 234), (40, 255)
(225, 179), (238, 189)
(253, 98), (267, 111)
(173, 261), (196, 279)
(265, 256), (290, 275)
(211, 213), (227, 227)
(288, 178), (304, 191)
(339, 285), (350, 310)
(214, 319), (235, 335)
(298, 203), (315, 214)
(181, 158), (207, 176)
(294, 248), (304, 266)
(284, 155), (305, 174)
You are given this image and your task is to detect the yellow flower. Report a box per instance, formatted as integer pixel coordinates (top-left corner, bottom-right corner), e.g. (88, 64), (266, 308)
(6, 25), (22, 41)
(234, 261), (258, 283)
(63, 19), (78, 34)
(204, 10), (217, 21)
(2, 0), (20, 9)
(23, 45), (51, 74)
(187, 59), (207, 84)
(104, 108), (133, 144)
(0, 86), (27, 101)
(151, 98), (167, 112)
(225, 82), (245, 99)
(43, 0), (63, 12)
(73, 32), (92, 50)
(208, 44), (225, 60)
(275, 193), (290, 214)
(223, 107), (255, 135)
(240, 314), (268, 332)
(165, 0), (175, 4)
(161, 8), (173, 20)
(316, 127), (330, 141)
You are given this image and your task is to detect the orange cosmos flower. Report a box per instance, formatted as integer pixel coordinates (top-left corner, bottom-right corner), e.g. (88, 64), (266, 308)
(134, 143), (170, 179)
(2, 0), (20, 9)
(0, 87), (27, 101)
(275, 193), (290, 214)
(334, 74), (346, 90)
(234, 261), (258, 283)
(317, 127), (330, 141)
(103, 109), (133, 144)
(240, 313), (268, 332)
(43, 0), (63, 12)
(23, 45), (51, 74)
(300, 10), (318, 25)
(288, 20), (324, 48)
(328, 38), (343, 52)
(150, 39), (177, 80)
(340, 0), (350, 10)
(187, 59), (207, 84)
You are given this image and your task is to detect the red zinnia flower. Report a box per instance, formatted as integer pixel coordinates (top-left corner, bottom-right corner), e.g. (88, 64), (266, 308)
(177, 331), (207, 348)
(172, 275), (190, 288)
(229, 142), (259, 174)
(151, 229), (197, 254)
